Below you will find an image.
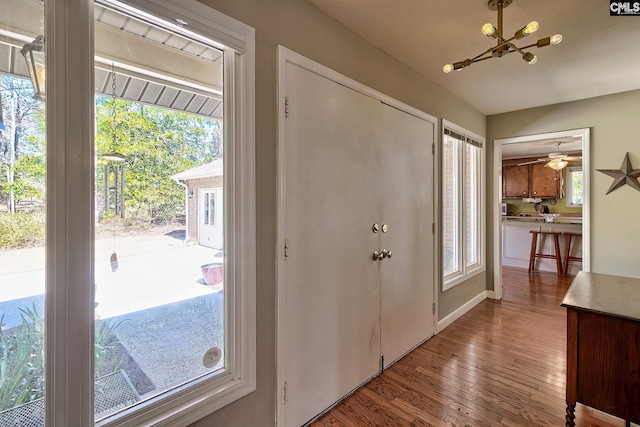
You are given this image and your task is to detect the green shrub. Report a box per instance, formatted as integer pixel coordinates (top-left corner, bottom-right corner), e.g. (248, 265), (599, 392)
(0, 305), (128, 411)
(0, 211), (45, 249)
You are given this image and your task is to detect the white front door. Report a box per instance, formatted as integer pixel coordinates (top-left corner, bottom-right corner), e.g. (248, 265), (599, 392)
(283, 62), (382, 427)
(198, 188), (223, 249)
(280, 61), (435, 427)
(379, 103), (434, 365)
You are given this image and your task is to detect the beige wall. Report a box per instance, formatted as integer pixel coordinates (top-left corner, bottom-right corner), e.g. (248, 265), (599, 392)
(191, 0), (485, 426)
(486, 89), (640, 290)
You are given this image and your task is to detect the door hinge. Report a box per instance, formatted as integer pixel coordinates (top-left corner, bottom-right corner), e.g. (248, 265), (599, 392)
(285, 96), (289, 118)
(432, 143), (435, 155)
(432, 223), (436, 235)
(284, 239), (289, 259)
(284, 381), (288, 402)
(380, 355), (385, 372)
(432, 302), (436, 315)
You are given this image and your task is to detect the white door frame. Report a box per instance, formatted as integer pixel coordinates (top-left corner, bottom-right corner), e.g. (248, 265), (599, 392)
(492, 128), (591, 300)
(198, 187), (223, 249)
(276, 46), (438, 427)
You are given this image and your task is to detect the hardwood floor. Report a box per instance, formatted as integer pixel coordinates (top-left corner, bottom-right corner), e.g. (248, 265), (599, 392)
(310, 267), (626, 427)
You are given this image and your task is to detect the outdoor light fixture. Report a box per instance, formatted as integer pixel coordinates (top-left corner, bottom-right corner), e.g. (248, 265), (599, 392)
(443, 0), (562, 73)
(20, 35), (46, 99)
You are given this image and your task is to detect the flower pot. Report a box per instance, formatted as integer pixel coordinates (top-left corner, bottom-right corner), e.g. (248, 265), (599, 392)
(200, 262), (224, 286)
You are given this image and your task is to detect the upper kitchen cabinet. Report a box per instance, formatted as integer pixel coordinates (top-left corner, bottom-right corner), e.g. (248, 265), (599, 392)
(530, 162), (561, 198)
(503, 164), (529, 197)
(502, 158), (561, 199)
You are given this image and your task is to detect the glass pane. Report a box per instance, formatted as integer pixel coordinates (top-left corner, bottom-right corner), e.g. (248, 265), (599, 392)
(570, 170), (583, 205)
(94, 3), (225, 421)
(442, 135), (458, 276)
(464, 143), (479, 267)
(0, 1), (47, 425)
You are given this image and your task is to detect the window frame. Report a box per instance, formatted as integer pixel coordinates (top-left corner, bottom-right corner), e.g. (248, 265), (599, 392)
(441, 120), (485, 291)
(565, 166), (583, 208)
(46, 1), (256, 426)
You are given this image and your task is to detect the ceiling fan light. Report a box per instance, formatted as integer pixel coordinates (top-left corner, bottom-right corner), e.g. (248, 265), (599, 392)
(443, 64), (454, 73)
(547, 159), (568, 170)
(550, 34), (563, 45)
(482, 23), (496, 36)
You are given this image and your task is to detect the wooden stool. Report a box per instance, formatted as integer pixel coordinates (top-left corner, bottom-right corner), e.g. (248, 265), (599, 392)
(562, 232), (583, 275)
(528, 230), (563, 275)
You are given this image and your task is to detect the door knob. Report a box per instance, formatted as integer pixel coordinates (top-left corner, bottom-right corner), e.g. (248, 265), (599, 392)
(382, 249), (392, 259)
(372, 251), (380, 261)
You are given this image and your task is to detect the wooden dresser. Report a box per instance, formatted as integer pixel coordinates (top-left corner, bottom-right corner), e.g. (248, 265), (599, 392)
(561, 272), (640, 427)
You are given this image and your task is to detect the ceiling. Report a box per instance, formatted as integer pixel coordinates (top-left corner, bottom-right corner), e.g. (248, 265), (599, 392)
(307, 0), (640, 115)
(501, 136), (582, 159)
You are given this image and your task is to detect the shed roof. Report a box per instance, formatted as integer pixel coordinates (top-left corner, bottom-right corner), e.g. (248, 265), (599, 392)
(171, 159), (223, 181)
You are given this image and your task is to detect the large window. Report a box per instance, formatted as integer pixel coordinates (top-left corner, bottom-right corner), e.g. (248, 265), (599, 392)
(0, 1), (255, 426)
(442, 121), (485, 290)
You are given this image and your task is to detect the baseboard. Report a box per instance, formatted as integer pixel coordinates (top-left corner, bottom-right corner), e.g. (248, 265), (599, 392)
(486, 290), (496, 299)
(436, 290), (488, 333)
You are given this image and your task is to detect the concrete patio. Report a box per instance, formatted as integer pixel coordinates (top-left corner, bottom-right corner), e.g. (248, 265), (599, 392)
(0, 231), (225, 401)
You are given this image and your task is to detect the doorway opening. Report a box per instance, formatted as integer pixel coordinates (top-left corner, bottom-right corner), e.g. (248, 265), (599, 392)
(492, 128), (590, 300)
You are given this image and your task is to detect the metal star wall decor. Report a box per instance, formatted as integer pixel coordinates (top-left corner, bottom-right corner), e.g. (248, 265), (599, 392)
(596, 152), (640, 195)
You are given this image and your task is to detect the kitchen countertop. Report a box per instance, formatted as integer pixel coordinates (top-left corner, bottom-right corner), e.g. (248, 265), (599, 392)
(502, 215), (582, 224)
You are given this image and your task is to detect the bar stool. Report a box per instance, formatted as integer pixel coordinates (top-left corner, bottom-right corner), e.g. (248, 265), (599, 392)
(562, 232), (583, 275)
(528, 230), (563, 275)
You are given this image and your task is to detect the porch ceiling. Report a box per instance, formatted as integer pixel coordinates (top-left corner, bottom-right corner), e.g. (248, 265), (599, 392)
(0, 0), (223, 120)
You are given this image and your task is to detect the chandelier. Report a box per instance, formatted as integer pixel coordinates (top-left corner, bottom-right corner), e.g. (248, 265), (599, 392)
(443, 0), (562, 73)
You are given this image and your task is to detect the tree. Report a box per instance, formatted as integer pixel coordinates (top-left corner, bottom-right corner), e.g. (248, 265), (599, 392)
(0, 76), (45, 214)
(96, 96), (221, 224)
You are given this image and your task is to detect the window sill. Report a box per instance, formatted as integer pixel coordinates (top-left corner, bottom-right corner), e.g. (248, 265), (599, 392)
(443, 266), (485, 291)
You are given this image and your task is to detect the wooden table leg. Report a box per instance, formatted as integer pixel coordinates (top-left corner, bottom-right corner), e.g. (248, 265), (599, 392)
(565, 404), (576, 427)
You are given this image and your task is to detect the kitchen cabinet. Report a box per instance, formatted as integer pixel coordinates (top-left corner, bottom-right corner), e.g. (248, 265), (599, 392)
(503, 165), (529, 197)
(502, 157), (561, 199)
(531, 163), (561, 198)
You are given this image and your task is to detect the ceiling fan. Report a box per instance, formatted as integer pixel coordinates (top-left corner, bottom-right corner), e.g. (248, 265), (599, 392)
(517, 142), (581, 170)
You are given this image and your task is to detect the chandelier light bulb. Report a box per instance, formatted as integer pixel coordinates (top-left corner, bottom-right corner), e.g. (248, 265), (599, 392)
(550, 34), (563, 44)
(523, 21), (539, 35)
(482, 23), (496, 36)
(443, 64), (454, 73)
(522, 52), (537, 64)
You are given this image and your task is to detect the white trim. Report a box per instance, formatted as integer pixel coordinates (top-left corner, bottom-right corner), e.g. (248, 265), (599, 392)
(436, 291), (488, 334)
(275, 45), (437, 427)
(441, 119), (486, 292)
(493, 128), (591, 300)
(46, 1), (96, 426)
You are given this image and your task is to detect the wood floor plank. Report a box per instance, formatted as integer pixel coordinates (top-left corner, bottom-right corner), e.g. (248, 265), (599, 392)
(310, 267), (628, 427)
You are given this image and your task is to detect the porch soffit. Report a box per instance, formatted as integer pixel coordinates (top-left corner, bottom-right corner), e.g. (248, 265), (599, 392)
(0, 0), (223, 120)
